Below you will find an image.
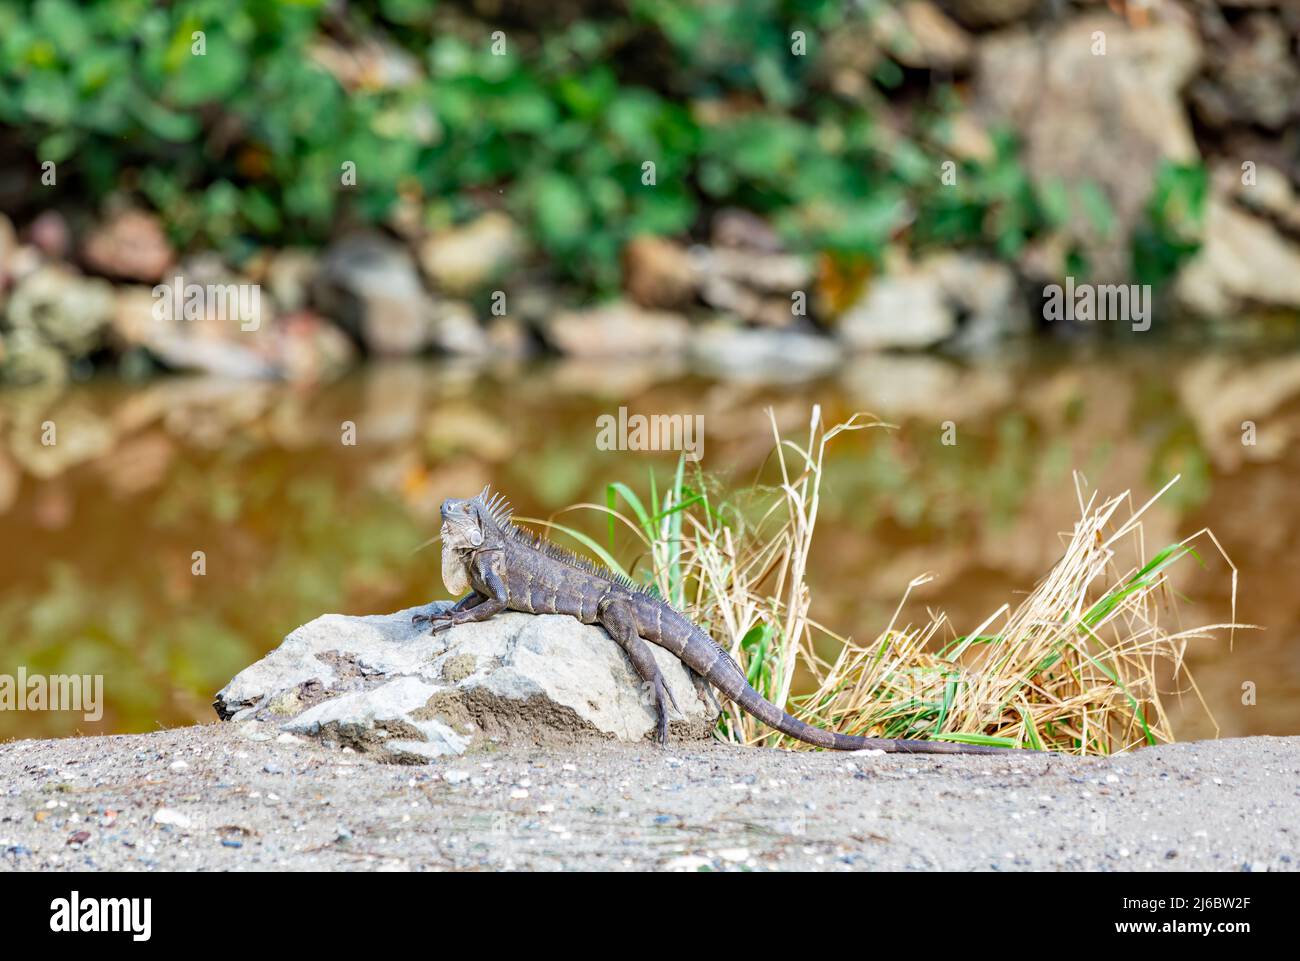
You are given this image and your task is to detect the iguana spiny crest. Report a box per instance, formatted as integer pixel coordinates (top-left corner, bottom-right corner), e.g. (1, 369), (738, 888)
(438, 485), (650, 598)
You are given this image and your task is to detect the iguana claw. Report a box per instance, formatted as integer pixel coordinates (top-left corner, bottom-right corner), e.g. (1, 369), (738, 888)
(412, 612), (453, 633)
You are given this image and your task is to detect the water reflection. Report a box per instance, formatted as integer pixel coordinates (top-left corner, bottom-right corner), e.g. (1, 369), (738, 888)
(1, 348), (1297, 741)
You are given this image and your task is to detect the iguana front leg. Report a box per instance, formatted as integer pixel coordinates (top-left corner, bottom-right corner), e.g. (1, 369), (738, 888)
(425, 553), (507, 634)
(413, 590), (484, 628)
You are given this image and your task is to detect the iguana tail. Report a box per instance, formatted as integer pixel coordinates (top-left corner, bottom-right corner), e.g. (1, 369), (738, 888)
(690, 629), (1017, 755)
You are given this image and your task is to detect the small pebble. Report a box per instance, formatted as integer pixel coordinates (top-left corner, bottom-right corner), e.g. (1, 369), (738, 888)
(153, 808), (192, 828)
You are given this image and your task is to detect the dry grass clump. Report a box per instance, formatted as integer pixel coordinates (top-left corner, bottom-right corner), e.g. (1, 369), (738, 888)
(532, 407), (1244, 755)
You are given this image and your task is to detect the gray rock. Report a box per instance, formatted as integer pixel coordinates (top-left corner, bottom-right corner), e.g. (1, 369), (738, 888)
(283, 676), (472, 761)
(139, 332), (279, 381)
(264, 248), (319, 313)
(418, 212), (522, 295)
(975, 14), (1202, 281)
(428, 299), (491, 357)
(543, 301), (690, 357)
(927, 254), (1030, 351)
(284, 675), (439, 733)
(123, 254), (292, 378)
(1174, 181), (1300, 318)
(624, 235), (697, 310)
(314, 234), (434, 355)
(384, 737), (464, 763)
(689, 323), (841, 382)
(81, 208), (174, 283)
(1191, 12), (1298, 131)
(5, 264), (114, 357)
(838, 268), (954, 351)
(692, 246), (811, 295)
(1235, 164), (1300, 235)
(943, 0), (1040, 29)
(692, 246), (814, 328)
(837, 253), (1026, 351)
(0, 328), (68, 386)
(215, 602), (717, 762)
(871, 1), (973, 72)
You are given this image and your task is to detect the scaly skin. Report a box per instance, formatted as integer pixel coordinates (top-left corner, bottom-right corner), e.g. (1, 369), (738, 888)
(423, 489), (1018, 755)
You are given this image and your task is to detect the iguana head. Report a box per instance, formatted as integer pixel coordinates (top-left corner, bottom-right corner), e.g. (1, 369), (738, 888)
(439, 486), (514, 551)
(439, 498), (484, 550)
(438, 487), (513, 595)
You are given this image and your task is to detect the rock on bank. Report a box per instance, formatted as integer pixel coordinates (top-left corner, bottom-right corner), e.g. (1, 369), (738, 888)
(214, 603), (718, 761)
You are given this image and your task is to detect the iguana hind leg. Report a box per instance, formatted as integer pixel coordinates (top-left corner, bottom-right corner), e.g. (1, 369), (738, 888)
(599, 598), (679, 745)
(688, 666), (722, 715)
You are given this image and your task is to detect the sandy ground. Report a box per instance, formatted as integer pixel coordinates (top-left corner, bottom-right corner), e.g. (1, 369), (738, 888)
(1, 724), (1297, 871)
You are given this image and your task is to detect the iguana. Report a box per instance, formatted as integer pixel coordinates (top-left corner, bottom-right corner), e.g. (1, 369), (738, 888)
(421, 487), (1015, 755)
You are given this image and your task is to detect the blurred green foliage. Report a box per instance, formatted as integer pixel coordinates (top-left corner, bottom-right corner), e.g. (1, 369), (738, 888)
(1132, 161), (1209, 288)
(0, 0), (1207, 295)
(0, 0), (1074, 292)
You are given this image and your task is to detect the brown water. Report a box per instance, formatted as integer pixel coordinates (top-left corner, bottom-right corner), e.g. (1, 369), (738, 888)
(2, 346), (1298, 742)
